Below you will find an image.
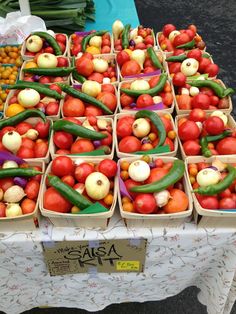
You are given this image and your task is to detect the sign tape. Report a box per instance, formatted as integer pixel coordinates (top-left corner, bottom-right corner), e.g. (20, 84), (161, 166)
(88, 240), (100, 248)
(129, 238), (141, 247)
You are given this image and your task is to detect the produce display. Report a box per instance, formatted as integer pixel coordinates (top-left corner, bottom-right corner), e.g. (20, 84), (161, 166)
(70, 31), (112, 56)
(52, 117), (113, 157)
(116, 111), (176, 156)
(177, 110), (236, 157)
(42, 156), (117, 214)
(157, 24), (205, 53)
(118, 157), (189, 214)
(119, 74), (174, 111)
(187, 159), (236, 211)
(0, 152), (43, 218)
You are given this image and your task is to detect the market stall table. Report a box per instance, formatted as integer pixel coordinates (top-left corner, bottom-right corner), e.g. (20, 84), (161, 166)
(0, 212), (236, 314)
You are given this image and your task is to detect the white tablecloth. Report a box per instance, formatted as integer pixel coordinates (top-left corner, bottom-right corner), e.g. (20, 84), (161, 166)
(0, 213), (236, 314)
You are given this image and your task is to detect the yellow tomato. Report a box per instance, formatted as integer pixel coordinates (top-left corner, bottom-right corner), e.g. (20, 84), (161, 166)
(86, 46), (101, 55)
(24, 61), (38, 69)
(124, 49), (132, 56)
(6, 103), (25, 117)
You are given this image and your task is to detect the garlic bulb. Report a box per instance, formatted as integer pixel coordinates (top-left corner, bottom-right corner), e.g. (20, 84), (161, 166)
(4, 185), (26, 203)
(154, 190), (170, 207)
(22, 129), (39, 140)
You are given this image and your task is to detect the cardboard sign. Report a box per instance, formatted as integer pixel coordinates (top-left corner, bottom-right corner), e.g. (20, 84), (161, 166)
(42, 238), (147, 276)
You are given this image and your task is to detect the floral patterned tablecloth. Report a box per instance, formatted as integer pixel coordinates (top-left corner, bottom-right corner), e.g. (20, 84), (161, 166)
(0, 212), (236, 314)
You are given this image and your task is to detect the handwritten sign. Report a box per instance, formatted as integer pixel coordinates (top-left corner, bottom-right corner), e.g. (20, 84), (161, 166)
(42, 239), (147, 276)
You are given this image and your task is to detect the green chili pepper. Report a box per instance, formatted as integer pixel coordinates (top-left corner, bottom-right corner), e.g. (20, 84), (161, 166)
(47, 175), (92, 209)
(0, 168), (42, 178)
(130, 160), (185, 193)
(53, 120), (107, 140)
(200, 130), (232, 157)
(122, 24), (131, 49)
(147, 47), (163, 70)
(200, 137), (212, 157)
(202, 53), (212, 59)
(0, 110), (46, 130)
(193, 165), (236, 195)
(176, 39), (195, 49)
(165, 54), (187, 62)
(82, 30), (108, 52)
(58, 84), (113, 115)
(120, 73), (168, 97)
(32, 31), (62, 55)
(188, 79), (235, 98)
(9, 81), (63, 100)
(71, 56), (86, 83)
(23, 67), (74, 77)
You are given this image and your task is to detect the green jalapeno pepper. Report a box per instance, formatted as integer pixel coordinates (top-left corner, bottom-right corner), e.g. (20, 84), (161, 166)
(200, 130), (232, 157)
(130, 159), (185, 193)
(120, 73), (168, 97)
(82, 30), (108, 52)
(147, 47), (163, 70)
(32, 31), (62, 56)
(23, 67), (74, 77)
(53, 120), (107, 140)
(176, 39), (195, 49)
(58, 84), (113, 115)
(0, 168), (42, 178)
(193, 165), (236, 195)
(0, 110), (46, 129)
(165, 54), (187, 62)
(122, 24), (131, 49)
(200, 137), (212, 158)
(188, 79), (235, 98)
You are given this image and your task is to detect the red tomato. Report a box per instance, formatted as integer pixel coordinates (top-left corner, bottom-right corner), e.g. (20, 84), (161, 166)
(121, 60), (141, 77)
(74, 162), (94, 183)
(135, 43), (146, 50)
(204, 63), (219, 77)
(136, 94), (154, 108)
(98, 160), (117, 178)
(0, 178), (14, 191)
(219, 197), (236, 209)
(178, 120), (200, 141)
(173, 49), (185, 56)
(219, 188), (232, 199)
(43, 187), (72, 213)
(76, 57), (94, 77)
(118, 136), (141, 153)
(56, 33), (66, 44)
(172, 72), (186, 87)
(0, 202), (6, 217)
(63, 98), (85, 117)
(120, 93), (135, 108)
(116, 50), (130, 66)
(198, 58), (211, 73)
(35, 120), (50, 138)
(116, 116), (135, 138)
(71, 139), (94, 154)
(57, 42), (66, 53)
(168, 62), (181, 74)
(71, 45), (81, 56)
(124, 179), (141, 199)
(100, 131), (112, 146)
(148, 76), (160, 88)
(198, 195), (219, 209)
(57, 57), (68, 67)
(216, 137), (236, 155)
(204, 116), (224, 135)
(17, 147), (35, 158)
(164, 189), (189, 213)
(49, 84), (62, 94)
(144, 35), (154, 46)
(97, 92), (117, 112)
(25, 180), (40, 200)
(32, 166), (42, 182)
(188, 108), (206, 122)
(210, 95), (219, 106)
(146, 167), (169, 184)
(176, 94), (192, 110)
(183, 140), (201, 155)
(15, 122), (31, 135)
(162, 24), (176, 37)
(200, 87), (214, 97)
(101, 84), (115, 94)
(84, 105), (103, 117)
(186, 49), (202, 61)
(21, 138), (35, 150)
(88, 72), (104, 83)
(134, 194), (157, 214)
(21, 198), (36, 214)
(45, 102), (59, 116)
(158, 116), (173, 133)
(39, 76), (51, 84)
(161, 92), (173, 107)
(63, 117), (81, 125)
(34, 141), (48, 158)
(51, 156), (75, 177)
(44, 47), (54, 54)
(173, 33), (190, 47)
(191, 94), (211, 110)
(163, 137), (175, 151)
(61, 175), (75, 187)
(53, 131), (74, 150)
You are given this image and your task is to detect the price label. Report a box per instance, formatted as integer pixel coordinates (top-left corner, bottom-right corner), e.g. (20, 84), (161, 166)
(116, 261), (140, 271)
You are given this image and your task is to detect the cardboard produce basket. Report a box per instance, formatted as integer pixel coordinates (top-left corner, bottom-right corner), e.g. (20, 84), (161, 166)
(115, 112), (178, 158)
(50, 117), (115, 160)
(185, 155), (236, 228)
(21, 33), (69, 60)
(176, 113), (236, 160)
(118, 76), (175, 114)
(40, 158), (118, 229)
(4, 90), (62, 121)
(0, 160), (45, 232)
(174, 79), (233, 115)
(117, 156), (193, 228)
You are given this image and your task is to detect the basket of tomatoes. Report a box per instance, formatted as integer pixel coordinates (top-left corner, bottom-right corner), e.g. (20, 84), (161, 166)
(118, 74), (175, 113)
(115, 111), (177, 158)
(50, 116), (114, 160)
(0, 152), (44, 231)
(21, 32), (68, 60)
(61, 83), (118, 118)
(40, 156), (118, 228)
(186, 156), (236, 228)
(69, 31), (113, 57)
(176, 110), (236, 158)
(117, 156), (192, 228)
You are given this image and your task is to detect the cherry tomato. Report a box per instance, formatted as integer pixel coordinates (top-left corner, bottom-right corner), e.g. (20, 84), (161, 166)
(148, 76), (160, 88)
(121, 60), (141, 77)
(136, 94), (154, 108)
(191, 94), (211, 110)
(134, 194), (157, 214)
(70, 139), (94, 154)
(118, 136), (141, 153)
(98, 160), (117, 178)
(17, 147), (35, 158)
(116, 116), (135, 138)
(216, 137), (236, 155)
(178, 120), (200, 141)
(49, 84), (62, 94)
(63, 117), (81, 125)
(63, 98), (85, 117)
(21, 198), (36, 214)
(198, 58), (211, 73)
(97, 92), (117, 112)
(188, 108), (206, 122)
(32, 166), (42, 182)
(168, 62), (181, 74)
(204, 63), (219, 77)
(43, 187), (72, 213)
(183, 140), (201, 155)
(74, 162), (94, 183)
(51, 156), (75, 177)
(53, 131), (74, 150)
(172, 72), (186, 87)
(204, 116), (224, 135)
(116, 50), (130, 66)
(61, 175), (75, 187)
(76, 57), (94, 77)
(15, 122), (31, 135)
(210, 95), (219, 106)
(25, 180), (40, 200)
(34, 141), (48, 158)
(21, 138), (35, 150)
(87, 72), (104, 83)
(164, 189), (189, 213)
(45, 102), (59, 116)
(56, 33), (66, 44)
(35, 120), (50, 138)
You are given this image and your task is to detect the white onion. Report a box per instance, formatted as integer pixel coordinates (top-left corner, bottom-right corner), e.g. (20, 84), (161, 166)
(5, 203), (23, 217)
(131, 50), (145, 69)
(211, 110), (228, 126)
(37, 53), (58, 68)
(132, 118), (151, 138)
(2, 161), (18, 169)
(189, 86), (199, 96)
(112, 20), (124, 41)
(18, 88), (40, 108)
(26, 35), (43, 52)
(22, 129), (39, 140)
(181, 88), (189, 95)
(92, 58), (109, 73)
(4, 185), (26, 203)
(133, 36), (143, 44)
(153, 96), (162, 103)
(2, 131), (22, 154)
(128, 160), (150, 182)
(89, 36), (102, 48)
(85, 172), (110, 200)
(82, 80), (101, 97)
(168, 30), (181, 42)
(196, 168), (221, 187)
(181, 58), (199, 76)
(131, 79), (150, 91)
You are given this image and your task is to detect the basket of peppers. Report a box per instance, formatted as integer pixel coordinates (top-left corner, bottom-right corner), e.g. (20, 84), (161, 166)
(40, 156), (118, 228)
(0, 152), (44, 231)
(117, 156), (193, 228)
